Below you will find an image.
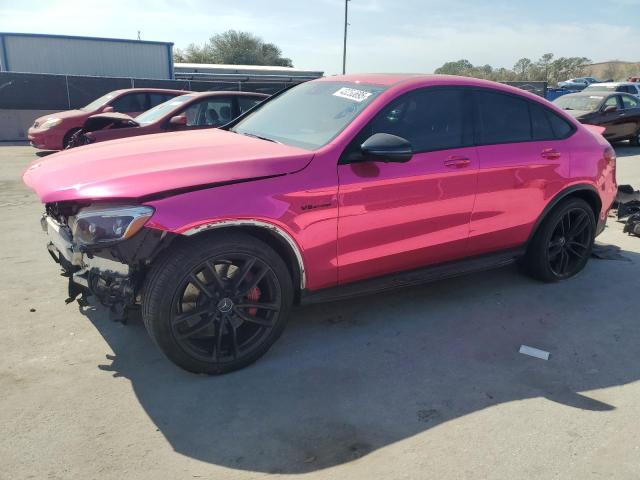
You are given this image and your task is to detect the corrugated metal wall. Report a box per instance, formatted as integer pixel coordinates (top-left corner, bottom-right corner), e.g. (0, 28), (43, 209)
(1, 34), (172, 79)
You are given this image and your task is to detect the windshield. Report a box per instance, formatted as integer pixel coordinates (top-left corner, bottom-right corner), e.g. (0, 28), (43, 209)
(135, 95), (193, 125)
(585, 85), (616, 92)
(554, 95), (603, 112)
(81, 92), (116, 112)
(231, 81), (387, 149)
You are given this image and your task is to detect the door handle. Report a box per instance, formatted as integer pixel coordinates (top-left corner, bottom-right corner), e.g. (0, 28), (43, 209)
(541, 148), (561, 160)
(444, 156), (471, 168)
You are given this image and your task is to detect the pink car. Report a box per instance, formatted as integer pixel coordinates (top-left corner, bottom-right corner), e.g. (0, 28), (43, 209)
(28, 88), (187, 150)
(68, 91), (268, 148)
(23, 74), (617, 374)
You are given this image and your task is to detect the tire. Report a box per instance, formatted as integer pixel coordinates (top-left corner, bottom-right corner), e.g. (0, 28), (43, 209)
(142, 232), (294, 374)
(523, 197), (596, 282)
(63, 128), (82, 149)
(630, 128), (640, 147)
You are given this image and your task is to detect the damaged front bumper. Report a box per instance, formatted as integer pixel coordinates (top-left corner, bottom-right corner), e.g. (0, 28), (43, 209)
(41, 214), (169, 309)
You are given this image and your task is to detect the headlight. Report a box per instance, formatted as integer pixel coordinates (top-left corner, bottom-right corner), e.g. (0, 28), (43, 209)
(39, 118), (63, 130)
(69, 205), (154, 245)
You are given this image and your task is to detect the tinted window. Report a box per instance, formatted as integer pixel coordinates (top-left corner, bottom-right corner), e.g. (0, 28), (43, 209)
(547, 111), (573, 138)
(238, 96), (263, 113)
(149, 93), (177, 108)
(371, 89), (470, 151)
(342, 88), (471, 161)
(530, 103), (554, 140)
(181, 97), (234, 126)
(622, 95), (639, 109)
(475, 91), (530, 144)
(111, 93), (148, 113)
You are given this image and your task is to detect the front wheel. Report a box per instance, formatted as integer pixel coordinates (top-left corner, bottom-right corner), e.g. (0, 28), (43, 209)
(142, 233), (293, 374)
(523, 198), (596, 282)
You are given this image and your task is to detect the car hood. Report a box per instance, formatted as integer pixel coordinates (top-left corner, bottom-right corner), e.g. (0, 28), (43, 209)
(34, 109), (87, 124)
(563, 109), (592, 119)
(23, 129), (314, 202)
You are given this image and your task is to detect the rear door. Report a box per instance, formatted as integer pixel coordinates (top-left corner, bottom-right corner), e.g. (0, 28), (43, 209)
(468, 90), (574, 255)
(598, 95), (627, 140)
(337, 87), (478, 284)
(619, 94), (640, 137)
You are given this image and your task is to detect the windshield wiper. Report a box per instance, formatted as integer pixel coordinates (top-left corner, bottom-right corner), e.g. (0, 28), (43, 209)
(563, 107), (574, 110)
(237, 131), (280, 144)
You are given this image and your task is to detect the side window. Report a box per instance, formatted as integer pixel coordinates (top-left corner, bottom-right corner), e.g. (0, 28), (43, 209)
(110, 93), (149, 113)
(238, 96), (263, 114)
(148, 93), (176, 108)
(475, 91), (530, 144)
(181, 97), (234, 127)
(621, 95), (639, 109)
(530, 103), (554, 140)
(547, 111), (573, 139)
(603, 96), (619, 110)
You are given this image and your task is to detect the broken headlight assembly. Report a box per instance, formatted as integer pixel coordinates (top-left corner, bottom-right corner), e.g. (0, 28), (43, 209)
(69, 205), (154, 246)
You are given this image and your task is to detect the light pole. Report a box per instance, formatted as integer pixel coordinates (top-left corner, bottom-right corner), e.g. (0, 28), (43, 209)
(342, 0), (349, 75)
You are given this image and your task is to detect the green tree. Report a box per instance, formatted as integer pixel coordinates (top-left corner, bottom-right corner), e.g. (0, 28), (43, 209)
(434, 59), (474, 76)
(513, 58), (533, 80)
(173, 30), (293, 67)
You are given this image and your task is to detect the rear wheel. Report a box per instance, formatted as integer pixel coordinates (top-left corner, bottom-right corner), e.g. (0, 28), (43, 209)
(523, 198), (596, 282)
(630, 128), (640, 146)
(142, 233), (293, 374)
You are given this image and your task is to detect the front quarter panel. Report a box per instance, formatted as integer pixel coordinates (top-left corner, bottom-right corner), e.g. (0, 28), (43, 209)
(144, 154), (339, 291)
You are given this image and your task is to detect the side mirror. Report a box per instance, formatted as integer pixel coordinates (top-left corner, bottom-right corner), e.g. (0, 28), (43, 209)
(360, 133), (413, 163)
(102, 106), (114, 113)
(603, 105), (617, 113)
(169, 115), (187, 126)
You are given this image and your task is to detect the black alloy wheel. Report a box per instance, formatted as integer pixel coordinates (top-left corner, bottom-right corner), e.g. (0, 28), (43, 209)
(142, 233), (293, 374)
(546, 207), (593, 277)
(523, 197), (596, 282)
(171, 253), (282, 363)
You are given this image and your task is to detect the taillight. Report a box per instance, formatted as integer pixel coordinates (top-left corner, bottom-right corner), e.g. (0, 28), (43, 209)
(604, 146), (616, 170)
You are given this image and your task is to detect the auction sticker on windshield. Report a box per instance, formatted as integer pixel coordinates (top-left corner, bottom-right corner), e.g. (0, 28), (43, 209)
(333, 87), (373, 103)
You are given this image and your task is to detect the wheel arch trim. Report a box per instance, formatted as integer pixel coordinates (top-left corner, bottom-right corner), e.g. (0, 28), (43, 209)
(180, 219), (306, 289)
(526, 183), (601, 246)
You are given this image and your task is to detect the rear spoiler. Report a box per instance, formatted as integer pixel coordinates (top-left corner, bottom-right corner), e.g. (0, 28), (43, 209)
(583, 124), (606, 136)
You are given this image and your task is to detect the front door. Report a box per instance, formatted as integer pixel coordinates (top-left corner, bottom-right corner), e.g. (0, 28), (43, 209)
(337, 87), (478, 285)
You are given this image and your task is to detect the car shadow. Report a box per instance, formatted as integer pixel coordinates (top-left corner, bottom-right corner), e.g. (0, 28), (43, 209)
(35, 150), (57, 158)
(81, 246), (640, 474)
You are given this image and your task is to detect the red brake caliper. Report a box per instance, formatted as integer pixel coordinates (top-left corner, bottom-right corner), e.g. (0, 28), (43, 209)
(244, 273), (261, 316)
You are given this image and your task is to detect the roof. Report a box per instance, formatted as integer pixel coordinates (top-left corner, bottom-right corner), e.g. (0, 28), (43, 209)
(178, 91), (269, 99)
(174, 63), (323, 75)
(0, 32), (172, 46)
(588, 82), (637, 87)
(111, 87), (191, 95)
(316, 74), (544, 98)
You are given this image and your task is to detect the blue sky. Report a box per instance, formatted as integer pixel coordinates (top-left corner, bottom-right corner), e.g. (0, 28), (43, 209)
(0, 0), (639, 74)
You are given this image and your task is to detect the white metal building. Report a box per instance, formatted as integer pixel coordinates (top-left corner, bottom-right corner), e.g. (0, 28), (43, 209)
(0, 32), (173, 79)
(174, 63), (323, 81)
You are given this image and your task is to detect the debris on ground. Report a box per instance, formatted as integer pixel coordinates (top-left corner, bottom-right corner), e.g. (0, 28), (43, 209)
(519, 345), (550, 360)
(591, 243), (632, 261)
(623, 213), (640, 237)
(615, 185), (640, 220)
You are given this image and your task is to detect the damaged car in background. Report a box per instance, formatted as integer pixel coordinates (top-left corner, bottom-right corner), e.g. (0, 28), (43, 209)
(67, 91), (268, 148)
(23, 74), (616, 375)
(553, 91), (640, 146)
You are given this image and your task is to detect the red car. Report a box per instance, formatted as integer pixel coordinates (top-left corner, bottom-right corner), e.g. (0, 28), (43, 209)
(68, 91), (268, 148)
(24, 74), (617, 374)
(27, 88), (187, 150)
